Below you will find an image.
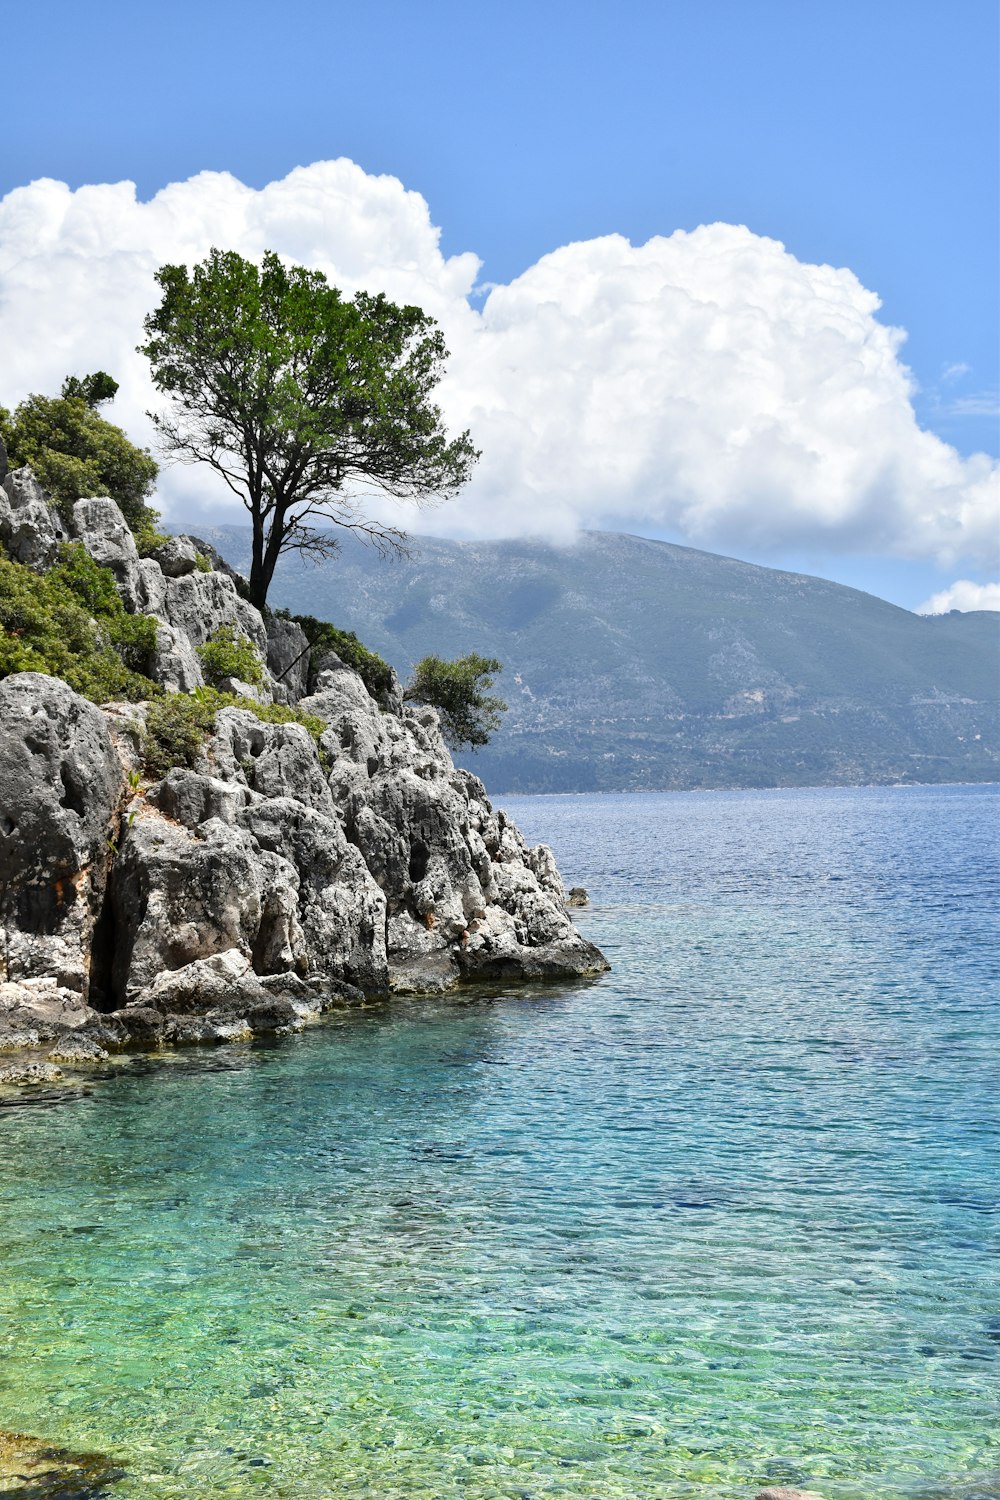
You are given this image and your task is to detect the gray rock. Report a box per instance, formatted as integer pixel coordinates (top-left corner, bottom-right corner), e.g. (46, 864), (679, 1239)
(111, 810), (263, 1003)
(0, 430), (8, 484)
(0, 674), (124, 997)
(135, 558), (167, 615)
(162, 569), (268, 658)
(754, 1490), (825, 1500)
(266, 613), (311, 702)
(113, 1007), (167, 1045)
(148, 767), (249, 828)
(567, 886), (589, 907)
(48, 1033), (110, 1064)
(71, 497), (142, 610)
(0, 1059), (64, 1085)
(140, 948), (267, 1014)
(0, 466), (67, 568)
(212, 708), (335, 817)
(150, 534), (198, 577)
(148, 619), (204, 692)
(240, 796), (387, 993)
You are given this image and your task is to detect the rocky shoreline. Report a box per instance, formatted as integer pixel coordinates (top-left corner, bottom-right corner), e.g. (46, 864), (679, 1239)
(0, 467), (607, 1087)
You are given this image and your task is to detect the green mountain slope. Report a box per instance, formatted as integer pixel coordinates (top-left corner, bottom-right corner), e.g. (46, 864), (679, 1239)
(183, 526), (1000, 792)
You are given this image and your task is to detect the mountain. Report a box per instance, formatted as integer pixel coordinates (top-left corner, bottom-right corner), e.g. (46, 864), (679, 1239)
(180, 526), (1000, 793)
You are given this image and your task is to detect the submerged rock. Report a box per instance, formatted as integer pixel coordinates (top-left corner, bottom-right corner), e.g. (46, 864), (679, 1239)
(755, 1488), (826, 1499)
(0, 1427), (125, 1496)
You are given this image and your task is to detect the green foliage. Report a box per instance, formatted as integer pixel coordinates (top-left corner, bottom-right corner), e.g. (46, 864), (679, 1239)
(404, 653), (506, 749)
(1, 376), (159, 533)
(0, 544), (160, 703)
(60, 371), (119, 407)
(140, 248), (479, 609)
(142, 685), (327, 777)
(275, 609), (394, 702)
(196, 624), (264, 687)
(194, 550), (213, 573)
(142, 693), (216, 776)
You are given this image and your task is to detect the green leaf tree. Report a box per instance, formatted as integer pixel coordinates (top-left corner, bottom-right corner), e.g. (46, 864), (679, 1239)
(139, 248), (479, 611)
(0, 373), (159, 534)
(404, 653), (507, 749)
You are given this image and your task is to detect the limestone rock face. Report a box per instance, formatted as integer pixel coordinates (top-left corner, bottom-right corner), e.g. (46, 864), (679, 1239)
(149, 620), (204, 693)
(0, 673), (124, 998)
(110, 809), (265, 1002)
(303, 683), (607, 989)
(72, 498), (142, 611)
(162, 570), (267, 657)
(0, 467), (67, 568)
(0, 471), (608, 1076)
(266, 613), (311, 702)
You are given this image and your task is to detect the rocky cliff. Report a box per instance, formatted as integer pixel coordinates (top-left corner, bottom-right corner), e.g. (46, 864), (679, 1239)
(0, 465), (606, 1083)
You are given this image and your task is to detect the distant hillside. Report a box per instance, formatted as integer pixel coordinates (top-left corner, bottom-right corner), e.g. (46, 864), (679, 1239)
(180, 526), (1000, 793)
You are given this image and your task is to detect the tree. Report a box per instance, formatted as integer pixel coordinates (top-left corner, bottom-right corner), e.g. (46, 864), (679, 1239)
(0, 373), (159, 534)
(139, 248), (479, 610)
(404, 654), (507, 749)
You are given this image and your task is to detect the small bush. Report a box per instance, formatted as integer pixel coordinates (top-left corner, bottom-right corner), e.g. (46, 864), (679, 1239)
(0, 545), (160, 703)
(196, 624), (264, 688)
(274, 610), (394, 701)
(194, 551), (212, 573)
(142, 693), (217, 776)
(404, 653), (506, 749)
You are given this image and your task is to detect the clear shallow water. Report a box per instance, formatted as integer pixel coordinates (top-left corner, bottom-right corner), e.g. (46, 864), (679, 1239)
(0, 784), (997, 1500)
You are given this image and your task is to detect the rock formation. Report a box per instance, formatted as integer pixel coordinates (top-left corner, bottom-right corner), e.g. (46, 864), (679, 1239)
(0, 472), (607, 1080)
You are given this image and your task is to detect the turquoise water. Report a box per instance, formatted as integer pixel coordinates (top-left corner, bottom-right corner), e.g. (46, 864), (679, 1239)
(0, 784), (997, 1499)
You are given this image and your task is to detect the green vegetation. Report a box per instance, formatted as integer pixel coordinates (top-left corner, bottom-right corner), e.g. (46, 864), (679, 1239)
(193, 550), (212, 573)
(0, 372), (160, 540)
(140, 248), (478, 609)
(142, 687), (326, 777)
(0, 544), (160, 703)
(404, 653), (506, 749)
(196, 624), (264, 688)
(274, 610), (394, 702)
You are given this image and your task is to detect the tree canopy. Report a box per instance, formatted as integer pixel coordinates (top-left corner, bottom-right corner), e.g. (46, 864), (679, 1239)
(404, 653), (507, 749)
(0, 373), (159, 535)
(139, 248), (479, 609)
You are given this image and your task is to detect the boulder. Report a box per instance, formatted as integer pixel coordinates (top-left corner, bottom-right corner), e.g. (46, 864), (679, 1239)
(0, 466), (66, 568)
(150, 534), (198, 577)
(0, 1059), (63, 1085)
(139, 948), (267, 1014)
(754, 1490), (825, 1500)
(0, 674), (124, 997)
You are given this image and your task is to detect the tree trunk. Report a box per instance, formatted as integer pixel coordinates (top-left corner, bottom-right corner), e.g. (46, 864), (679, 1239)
(247, 508), (286, 612)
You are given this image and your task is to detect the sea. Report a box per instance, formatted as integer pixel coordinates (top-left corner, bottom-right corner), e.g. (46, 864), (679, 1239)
(0, 784), (997, 1499)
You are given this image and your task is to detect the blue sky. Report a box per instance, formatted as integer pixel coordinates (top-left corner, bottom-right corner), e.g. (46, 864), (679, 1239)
(2, 0), (998, 609)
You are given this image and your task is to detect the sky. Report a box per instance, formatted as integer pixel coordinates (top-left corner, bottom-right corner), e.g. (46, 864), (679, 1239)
(1, 0), (997, 613)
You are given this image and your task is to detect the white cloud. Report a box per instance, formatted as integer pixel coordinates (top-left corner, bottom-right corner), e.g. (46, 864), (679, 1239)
(1, 160), (997, 569)
(916, 579), (1000, 614)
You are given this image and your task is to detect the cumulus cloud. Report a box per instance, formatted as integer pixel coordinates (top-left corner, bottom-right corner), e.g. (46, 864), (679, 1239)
(916, 580), (1000, 614)
(1, 160), (997, 568)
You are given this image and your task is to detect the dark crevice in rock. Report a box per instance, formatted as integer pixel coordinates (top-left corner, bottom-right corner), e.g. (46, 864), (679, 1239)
(58, 763), (89, 818)
(408, 838), (429, 884)
(87, 889), (119, 1013)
